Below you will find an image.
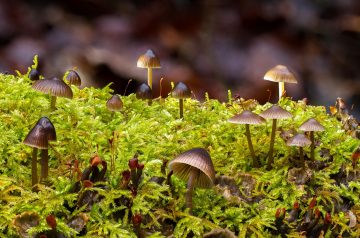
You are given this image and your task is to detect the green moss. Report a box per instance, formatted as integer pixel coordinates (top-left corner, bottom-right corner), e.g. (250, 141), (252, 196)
(0, 69), (359, 237)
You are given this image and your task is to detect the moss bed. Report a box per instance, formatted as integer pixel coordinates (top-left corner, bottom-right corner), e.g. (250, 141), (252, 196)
(0, 62), (359, 237)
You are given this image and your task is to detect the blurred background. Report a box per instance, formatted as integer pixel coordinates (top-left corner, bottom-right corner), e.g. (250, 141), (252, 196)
(0, 0), (359, 117)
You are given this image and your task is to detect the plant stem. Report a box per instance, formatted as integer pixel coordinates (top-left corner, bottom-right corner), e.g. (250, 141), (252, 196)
(147, 68), (153, 89)
(278, 82), (285, 101)
(50, 96), (57, 111)
(245, 124), (260, 168)
(32, 148), (38, 186)
(267, 119), (277, 170)
(299, 147), (305, 167)
(186, 168), (199, 215)
(310, 131), (315, 161)
(179, 99), (184, 118)
(40, 149), (49, 181)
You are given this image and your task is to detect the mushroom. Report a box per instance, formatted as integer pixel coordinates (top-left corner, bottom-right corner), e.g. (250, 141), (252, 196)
(171, 82), (191, 119)
(64, 69), (81, 87)
(137, 49), (161, 90)
(29, 68), (40, 81)
(260, 105), (292, 169)
(106, 95), (123, 117)
(228, 110), (265, 167)
(136, 83), (153, 105)
(263, 65), (297, 101)
(168, 148), (215, 214)
(286, 133), (311, 167)
(299, 118), (325, 161)
(32, 77), (73, 111)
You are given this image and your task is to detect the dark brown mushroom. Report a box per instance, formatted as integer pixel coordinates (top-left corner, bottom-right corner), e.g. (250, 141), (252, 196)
(263, 65), (297, 101)
(64, 69), (81, 87)
(171, 82), (191, 119)
(136, 83), (153, 105)
(137, 49), (161, 90)
(168, 148), (215, 214)
(106, 95), (123, 116)
(299, 118), (325, 161)
(260, 105), (292, 169)
(228, 110), (265, 167)
(286, 134), (311, 167)
(32, 77), (73, 111)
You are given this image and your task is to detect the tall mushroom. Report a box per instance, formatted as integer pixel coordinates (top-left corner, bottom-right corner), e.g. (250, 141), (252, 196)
(169, 148), (215, 214)
(286, 134), (311, 167)
(263, 65), (297, 101)
(137, 49), (161, 90)
(171, 82), (191, 119)
(228, 110), (265, 167)
(32, 77), (73, 111)
(136, 83), (153, 105)
(299, 118), (325, 161)
(260, 105), (292, 169)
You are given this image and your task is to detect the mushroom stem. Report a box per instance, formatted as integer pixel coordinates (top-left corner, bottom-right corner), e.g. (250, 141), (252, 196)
(278, 82), (285, 101)
(299, 147), (305, 167)
(50, 96), (57, 111)
(267, 119), (277, 170)
(40, 149), (49, 181)
(31, 148), (38, 186)
(147, 68), (153, 89)
(186, 168), (199, 214)
(245, 124), (260, 167)
(310, 131), (315, 161)
(179, 99), (184, 118)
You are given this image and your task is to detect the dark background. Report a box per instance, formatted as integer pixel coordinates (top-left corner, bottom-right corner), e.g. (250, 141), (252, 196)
(0, 0), (359, 117)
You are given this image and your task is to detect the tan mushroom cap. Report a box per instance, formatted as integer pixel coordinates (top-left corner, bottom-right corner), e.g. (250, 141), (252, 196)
(228, 110), (265, 125)
(299, 118), (325, 132)
(286, 134), (311, 147)
(260, 105), (292, 119)
(32, 77), (73, 98)
(169, 148), (215, 188)
(137, 49), (161, 68)
(264, 65), (298, 84)
(106, 95), (123, 111)
(23, 124), (49, 149)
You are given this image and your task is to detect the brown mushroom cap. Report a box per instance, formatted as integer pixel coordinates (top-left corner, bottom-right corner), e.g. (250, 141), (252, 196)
(32, 77), (73, 98)
(286, 134), (312, 147)
(264, 65), (298, 84)
(65, 70), (81, 86)
(172, 82), (191, 99)
(299, 118), (325, 132)
(36, 117), (56, 141)
(23, 124), (49, 149)
(259, 105), (292, 119)
(169, 148), (215, 188)
(106, 95), (123, 111)
(136, 83), (152, 100)
(137, 49), (161, 68)
(228, 110), (265, 125)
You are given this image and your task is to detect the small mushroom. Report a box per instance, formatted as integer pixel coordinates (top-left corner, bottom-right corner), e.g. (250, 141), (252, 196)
(260, 105), (292, 169)
(64, 69), (81, 86)
(38, 117), (56, 181)
(137, 49), (161, 89)
(299, 118), (325, 161)
(32, 77), (73, 111)
(136, 83), (153, 105)
(228, 110), (265, 167)
(169, 148), (215, 214)
(171, 82), (191, 119)
(29, 68), (40, 81)
(106, 95), (123, 116)
(263, 65), (297, 101)
(286, 134), (311, 167)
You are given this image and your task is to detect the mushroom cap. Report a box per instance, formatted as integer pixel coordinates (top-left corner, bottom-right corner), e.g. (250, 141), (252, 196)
(228, 110), (265, 125)
(286, 134), (311, 147)
(36, 117), (56, 141)
(299, 118), (325, 132)
(260, 105), (292, 119)
(137, 49), (161, 68)
(32, 77), (73, 98)
(169, 148), (215, 188)
(136, 83), (152, 100)
(106, 95), (123, 111)
(264, 65), (298, 84)
(23, 124), (49, 149)
(172, 82), (191, 99)
(65, 70), (81, 86)
(29, 68), (40, 81)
